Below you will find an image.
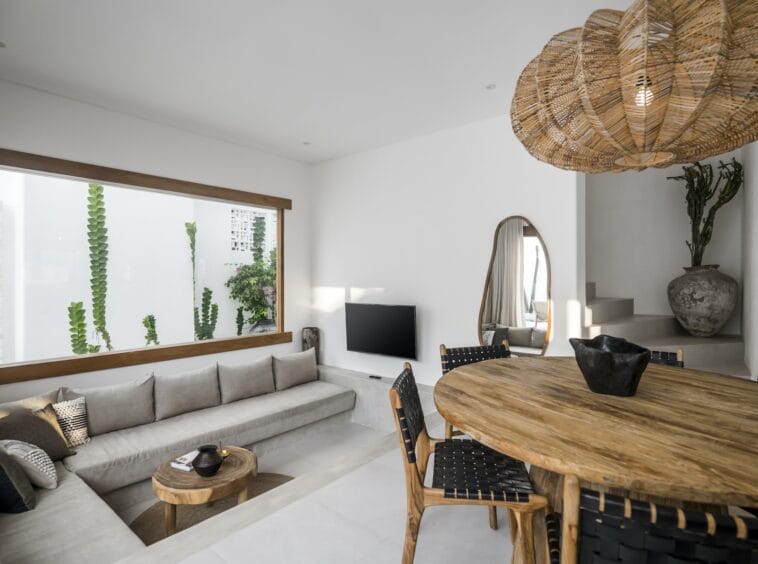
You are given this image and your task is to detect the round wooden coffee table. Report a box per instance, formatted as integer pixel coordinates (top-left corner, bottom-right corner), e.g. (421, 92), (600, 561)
(152, 445), (258, 535)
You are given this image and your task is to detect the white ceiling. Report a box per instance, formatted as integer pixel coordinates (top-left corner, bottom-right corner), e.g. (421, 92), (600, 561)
(0, 0), (629, 163)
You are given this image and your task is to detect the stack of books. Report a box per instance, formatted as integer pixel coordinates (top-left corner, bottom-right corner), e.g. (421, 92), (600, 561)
(170, 449), (199, 472)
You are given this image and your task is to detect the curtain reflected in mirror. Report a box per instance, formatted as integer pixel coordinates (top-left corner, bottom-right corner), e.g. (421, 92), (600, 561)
(479, 216), (551, 355)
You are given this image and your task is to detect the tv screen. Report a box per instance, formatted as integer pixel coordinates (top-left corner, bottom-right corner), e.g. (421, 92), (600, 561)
(345, 303), (417, 359)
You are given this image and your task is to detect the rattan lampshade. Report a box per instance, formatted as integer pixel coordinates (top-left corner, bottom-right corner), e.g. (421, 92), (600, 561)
(511, 0), (757, 173)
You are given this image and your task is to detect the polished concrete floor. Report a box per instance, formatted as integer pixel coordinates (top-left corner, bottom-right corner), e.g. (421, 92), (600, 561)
(178, 422), (514, 564)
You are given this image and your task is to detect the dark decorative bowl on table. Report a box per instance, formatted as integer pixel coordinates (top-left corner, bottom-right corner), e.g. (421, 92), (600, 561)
(569, 335), (651, 397)
(192, 445), (223, 477)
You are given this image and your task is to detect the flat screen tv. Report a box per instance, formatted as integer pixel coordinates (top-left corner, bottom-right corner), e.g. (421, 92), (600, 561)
(345, 303), (417, 359)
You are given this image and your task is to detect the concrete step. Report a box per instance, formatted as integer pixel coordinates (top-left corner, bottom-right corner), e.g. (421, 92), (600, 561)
(636, 334), (744, 368)
(586, 314), (682, 342)
(586, 282), (596, 302)
(585, 297), (635, 324)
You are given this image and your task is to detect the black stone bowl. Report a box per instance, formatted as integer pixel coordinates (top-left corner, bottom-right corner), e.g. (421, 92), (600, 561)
(569, 335), (651, 397)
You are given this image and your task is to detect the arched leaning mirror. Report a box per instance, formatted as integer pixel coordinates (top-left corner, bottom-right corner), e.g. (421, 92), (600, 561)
(479, 216), (551, 355)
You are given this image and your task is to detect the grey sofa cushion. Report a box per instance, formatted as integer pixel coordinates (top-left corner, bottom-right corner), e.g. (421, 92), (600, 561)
(0, 449), (35, 513)
(531, 329), (547, 349)
(273, 348), (318, 391)
(507, 327), (533, 347)
(154, 364), (220, 421)
(0, 463), (143, 563)
(78, 376), (155, 436)
(219, 356), (275, 404)
(0, 389), (59, 419)
(65, 381), (356, 494)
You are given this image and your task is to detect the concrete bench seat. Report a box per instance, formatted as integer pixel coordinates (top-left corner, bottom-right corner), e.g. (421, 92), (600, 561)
(0, 463), (144, 564)
(65, 380), (356, 494)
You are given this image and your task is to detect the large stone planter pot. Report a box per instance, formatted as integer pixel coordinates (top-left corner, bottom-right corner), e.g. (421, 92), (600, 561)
(667, 265), (737, 337)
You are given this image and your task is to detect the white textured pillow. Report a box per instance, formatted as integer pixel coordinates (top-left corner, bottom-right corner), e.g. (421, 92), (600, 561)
(52, 397), (90, 447)
(0, 439), (57, 489)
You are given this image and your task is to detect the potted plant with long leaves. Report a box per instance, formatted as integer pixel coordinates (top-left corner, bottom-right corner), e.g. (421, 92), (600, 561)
(666, 159), (742, 337)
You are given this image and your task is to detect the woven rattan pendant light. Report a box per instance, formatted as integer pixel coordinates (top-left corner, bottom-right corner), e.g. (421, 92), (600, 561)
(511, 0), (757, 172)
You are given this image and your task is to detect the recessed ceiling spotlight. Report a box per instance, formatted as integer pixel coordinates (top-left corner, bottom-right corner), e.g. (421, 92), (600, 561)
(302, 141), (312, 146)
(485, 83), (497, 90)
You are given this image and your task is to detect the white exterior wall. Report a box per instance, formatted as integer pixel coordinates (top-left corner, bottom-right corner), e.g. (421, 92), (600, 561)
(0, 79), (311, 401)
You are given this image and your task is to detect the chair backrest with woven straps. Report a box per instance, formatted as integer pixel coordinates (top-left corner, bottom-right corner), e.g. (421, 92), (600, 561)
(389, 363), (432, 492)
(556, 489), (757, 564)
(439, 342), (511, 374)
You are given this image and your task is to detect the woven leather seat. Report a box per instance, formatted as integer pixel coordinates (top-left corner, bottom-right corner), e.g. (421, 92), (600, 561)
(555, 489), (758, 564)
(432, 439), (533, 502)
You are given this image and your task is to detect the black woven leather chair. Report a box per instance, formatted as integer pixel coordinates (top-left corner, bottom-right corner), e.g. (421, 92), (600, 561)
(650, 348), (685, 367)
(553, 488), (757, 564)
(439, 342), (511, 439)
(390, 363), (546, 564)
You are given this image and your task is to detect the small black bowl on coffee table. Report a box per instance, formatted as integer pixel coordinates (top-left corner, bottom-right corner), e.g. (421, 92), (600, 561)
(569, 334), (651, 397)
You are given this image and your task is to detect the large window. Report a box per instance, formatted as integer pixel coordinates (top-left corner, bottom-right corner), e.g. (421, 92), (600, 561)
(0, 149), (291, 383)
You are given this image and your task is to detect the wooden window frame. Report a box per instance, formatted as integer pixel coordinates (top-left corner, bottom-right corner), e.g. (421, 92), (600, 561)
(0, 148), (292, 384)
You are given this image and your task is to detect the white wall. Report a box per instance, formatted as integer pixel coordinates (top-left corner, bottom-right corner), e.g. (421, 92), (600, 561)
(0, 79), (312, 401)
(743, 142), (758, 380)
(586, 151), (744, 335)
(311, 116), (584, 385)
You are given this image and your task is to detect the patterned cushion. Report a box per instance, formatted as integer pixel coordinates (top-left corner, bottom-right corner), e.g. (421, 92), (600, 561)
(0, 449), (35, 513)
(52, 397), (90, 447)
(0, 440), (57, 489)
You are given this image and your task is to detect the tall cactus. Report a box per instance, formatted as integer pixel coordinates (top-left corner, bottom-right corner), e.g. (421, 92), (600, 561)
(195, 287), (219, 340)
(185, 222), (199, 337)
(87, 184), (112, 350)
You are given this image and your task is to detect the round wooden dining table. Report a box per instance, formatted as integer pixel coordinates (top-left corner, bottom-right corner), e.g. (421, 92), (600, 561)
(434, 356), (758, 563)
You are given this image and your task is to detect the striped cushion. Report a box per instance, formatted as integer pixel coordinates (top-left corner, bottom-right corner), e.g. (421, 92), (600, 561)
(52, 397), (90, 448)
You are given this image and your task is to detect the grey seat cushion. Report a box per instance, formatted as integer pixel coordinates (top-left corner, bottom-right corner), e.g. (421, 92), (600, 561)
(65, 381), (356, 493)
(0, 463), (143, 564)
(154, 364), (220, 420)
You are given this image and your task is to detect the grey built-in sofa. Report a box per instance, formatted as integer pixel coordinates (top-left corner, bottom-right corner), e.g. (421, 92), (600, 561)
(0, 348), (355, 564)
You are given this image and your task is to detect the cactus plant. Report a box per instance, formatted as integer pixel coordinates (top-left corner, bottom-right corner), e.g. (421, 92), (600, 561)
(142, 314), (159, 345)
(68, 301), (100, 354)
(195, 287), (219, 340)
(668, 159), (743, 267)
(87, 183), (112, 350)
(236, 306), (245, 336)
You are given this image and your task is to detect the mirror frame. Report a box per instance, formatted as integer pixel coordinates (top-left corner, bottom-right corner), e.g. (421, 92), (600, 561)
(477, 215), (552, 356)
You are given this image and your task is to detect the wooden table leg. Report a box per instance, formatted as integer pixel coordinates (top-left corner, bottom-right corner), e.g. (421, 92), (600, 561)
(164, 502), (177, 536)
(237, 486), (249, 504)
(529, 466), (563, 564)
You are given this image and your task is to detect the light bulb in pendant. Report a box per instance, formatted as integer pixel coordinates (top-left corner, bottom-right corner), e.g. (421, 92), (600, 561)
(635, 75), (654, 107)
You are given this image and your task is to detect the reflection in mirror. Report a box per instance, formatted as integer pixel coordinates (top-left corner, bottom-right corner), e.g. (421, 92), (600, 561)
(479, 216), (551, 355)
(0, 168), (279, 365)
